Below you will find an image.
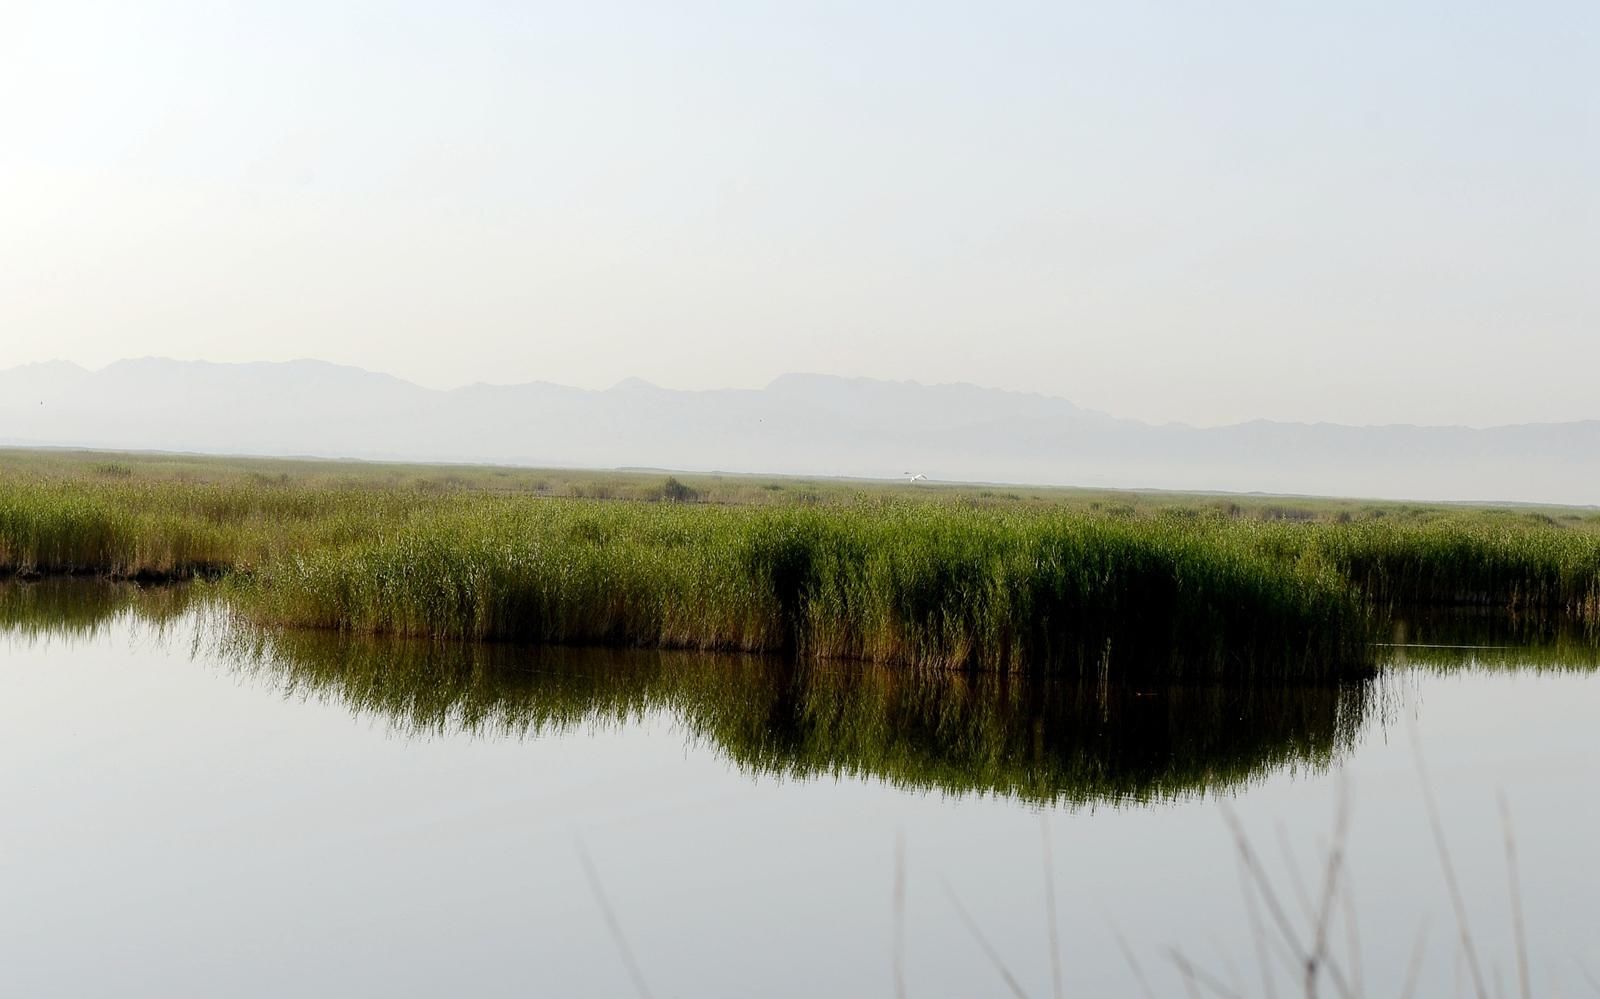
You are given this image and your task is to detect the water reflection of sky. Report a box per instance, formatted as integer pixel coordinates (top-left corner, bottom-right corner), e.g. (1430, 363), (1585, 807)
(1, 586), (1597, 997)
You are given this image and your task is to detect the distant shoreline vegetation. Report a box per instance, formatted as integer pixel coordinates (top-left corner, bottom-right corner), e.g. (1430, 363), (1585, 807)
(3, 449), (1599, 681)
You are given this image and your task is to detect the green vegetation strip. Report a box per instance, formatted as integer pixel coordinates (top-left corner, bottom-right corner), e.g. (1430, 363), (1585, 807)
(5, 449), (1600, 680)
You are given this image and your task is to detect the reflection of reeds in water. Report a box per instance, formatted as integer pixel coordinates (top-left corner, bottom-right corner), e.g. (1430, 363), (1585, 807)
(1, 580), (1580, 994)
(0, 578), (195, 643)
(692, 661), (1369, 805)
(1381, 609), (1600, 672)
(8, 582), (1594, 809)
(214, 619), (1370, 807)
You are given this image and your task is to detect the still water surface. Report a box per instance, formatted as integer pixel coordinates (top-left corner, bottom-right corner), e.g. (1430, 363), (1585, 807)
(1, 583), (1597, 997)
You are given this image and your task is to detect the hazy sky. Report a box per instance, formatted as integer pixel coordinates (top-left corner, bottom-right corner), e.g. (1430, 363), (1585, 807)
(2, 1), (1594, 427)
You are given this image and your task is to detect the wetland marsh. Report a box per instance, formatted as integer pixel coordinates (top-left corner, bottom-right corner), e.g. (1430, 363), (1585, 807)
(7, 449), (1600, 681)
(2, 578), (1597, 996)
(4, 450), (1600, 995)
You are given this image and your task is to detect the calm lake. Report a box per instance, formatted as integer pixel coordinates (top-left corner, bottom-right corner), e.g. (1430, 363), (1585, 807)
(2, 582), (1597, 997)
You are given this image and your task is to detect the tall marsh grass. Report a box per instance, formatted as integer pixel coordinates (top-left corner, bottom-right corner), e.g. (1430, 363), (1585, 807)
(6, 453), (1600, 679)
(232, 504), (1367, 679)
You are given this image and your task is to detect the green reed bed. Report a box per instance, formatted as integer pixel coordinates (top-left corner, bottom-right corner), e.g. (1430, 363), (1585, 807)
(228, 502), (1366, 679)
(1251, 516), (1600, 617)
(7, 462), (1600, 680)
(0, 478), (448, 577)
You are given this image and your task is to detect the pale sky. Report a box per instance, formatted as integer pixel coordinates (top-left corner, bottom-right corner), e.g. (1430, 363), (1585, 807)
(1, 1), (1594, 428)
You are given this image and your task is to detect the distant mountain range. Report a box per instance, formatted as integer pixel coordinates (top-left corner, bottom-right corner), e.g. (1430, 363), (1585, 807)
(2, 358), (1596, 505)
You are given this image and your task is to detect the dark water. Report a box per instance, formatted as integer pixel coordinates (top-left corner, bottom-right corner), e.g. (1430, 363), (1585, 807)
(2, 583), (1597, 997)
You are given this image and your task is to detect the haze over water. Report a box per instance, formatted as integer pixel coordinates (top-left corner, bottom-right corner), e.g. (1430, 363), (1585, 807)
(2, 583), (1596, 997)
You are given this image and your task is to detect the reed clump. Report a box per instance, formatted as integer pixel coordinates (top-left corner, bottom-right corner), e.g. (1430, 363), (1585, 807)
(1257, 517), (1600, 615)
(228, 504), (1367, 679)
